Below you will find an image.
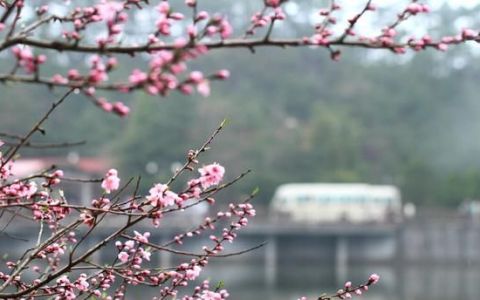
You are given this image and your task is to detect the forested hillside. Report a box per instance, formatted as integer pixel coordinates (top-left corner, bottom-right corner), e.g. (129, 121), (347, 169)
(2, 4), (480, 207)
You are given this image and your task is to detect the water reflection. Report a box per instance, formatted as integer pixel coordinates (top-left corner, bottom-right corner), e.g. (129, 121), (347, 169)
(135, 262), (479, 300)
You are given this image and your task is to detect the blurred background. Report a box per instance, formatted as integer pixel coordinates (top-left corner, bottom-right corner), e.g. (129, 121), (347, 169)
(2, 1), (480, 299)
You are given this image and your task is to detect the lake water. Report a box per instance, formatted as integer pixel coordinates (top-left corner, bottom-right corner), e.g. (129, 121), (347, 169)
(130, 261), (480, 299)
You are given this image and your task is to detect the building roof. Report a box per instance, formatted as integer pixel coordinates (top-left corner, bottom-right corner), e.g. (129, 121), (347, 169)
(11, 157), (111, 177)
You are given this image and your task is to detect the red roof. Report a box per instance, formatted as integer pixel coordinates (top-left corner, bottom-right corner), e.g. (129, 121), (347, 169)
(11, 157), (111, 177)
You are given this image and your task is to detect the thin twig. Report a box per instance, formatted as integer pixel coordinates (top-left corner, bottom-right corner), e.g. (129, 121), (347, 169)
(1, 89), (74, 169)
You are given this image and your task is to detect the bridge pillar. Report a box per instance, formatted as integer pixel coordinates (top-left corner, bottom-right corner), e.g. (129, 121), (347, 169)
(394, 225), (406, 300)
(265, 235), (277, 287)
(80, 182), (93, 207)
(158, 236), (172, 268)
(335, 236), (348, 285)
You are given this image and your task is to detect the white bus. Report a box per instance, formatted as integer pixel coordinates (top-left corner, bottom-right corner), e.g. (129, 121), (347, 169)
(270, 183), (402, 223)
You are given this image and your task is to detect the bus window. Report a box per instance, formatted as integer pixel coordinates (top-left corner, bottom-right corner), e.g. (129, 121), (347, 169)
(297, 195), (310, 203)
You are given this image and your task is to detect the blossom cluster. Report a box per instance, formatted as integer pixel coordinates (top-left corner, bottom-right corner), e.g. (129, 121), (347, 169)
(298, 273), (380, 300)
(1, 0), (473, 299)
(0, 0), (477, 117)
(0, 123), (259, 299)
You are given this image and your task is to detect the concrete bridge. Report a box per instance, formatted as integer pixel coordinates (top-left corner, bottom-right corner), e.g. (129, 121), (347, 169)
(0, 218), (400, 285)
(2, 216), (479, 287)
(237, 220), (401, 285)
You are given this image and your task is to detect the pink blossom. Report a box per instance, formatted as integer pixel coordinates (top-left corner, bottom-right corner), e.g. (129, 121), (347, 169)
(101, 169), (120, 193)
(51, 74), (68, 84)
(107, 57), (118, 69)
(56, 275), (71, 286)
(186, 0), (196, 7)
(67, 69), (81, 80)
(75, 274), (89, 291)
(156, 2), (170, 14)
(37, 5), (48, 15)
(129, 69), (148, 85)
(124, 240), (135, 249)
(437, 43), (448, 51)
(406, 3), (429, 15)
(406, 3), (422, 14)
(368, 273), (380, 284)
(180, 84), (194, 95)
(141, 249), (151, 261)
(148, 34), (159, 44)
(170, 12), (185, 21)
(98, 98), (113, 112)
(197, 80), (210, 97)
(146, 84), (159, 95)
(187, 24), (198, 38)
(382, 28), (396, 38)
(146, 183), (180, 207)
(174, 37), (188, 48)
(134, 231), (150, 243)
(88, 69), (108, 84)
(189, 71), (204, 83)
(147, 183), (166, 203)
(156, 19), (171, 35)
(11, 46), (43, 73)
(80, 212), (94, 227)
(88, 55), (108, 84)
(23, 182), (37, 198)
(187, 178), (202, 198)
(96, 0), (123, 22)
(206, 26), (217, 36)
(198, 163), (225, 188)
(197, 11), (209, 21)
(201, 291), (222, 300)
(118, 251), (129, 263)
(462, 28), (477, 39)
(220, 19), (233, 39)
(266, 0), (281, 7)
(112, 102), (130, 117)
(185, 265), (202, 280)
(37, 54), (47, 64)
(215, 69), (230, 80)
(85, 87), (96, 96)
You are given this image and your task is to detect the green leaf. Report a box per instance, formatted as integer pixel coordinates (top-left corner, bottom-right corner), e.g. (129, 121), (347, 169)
(220, 118), (229, 128)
